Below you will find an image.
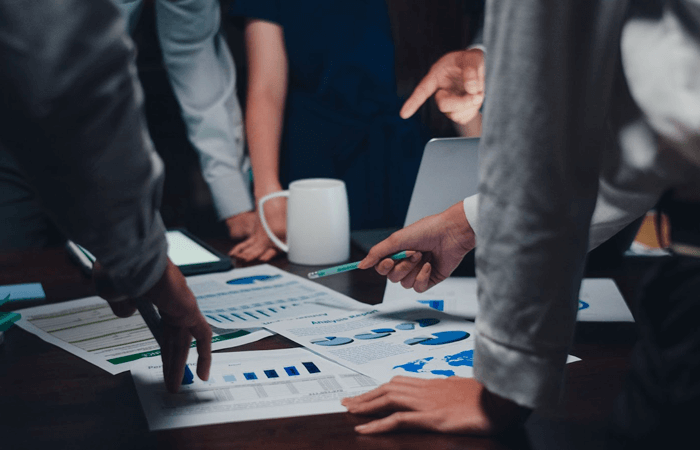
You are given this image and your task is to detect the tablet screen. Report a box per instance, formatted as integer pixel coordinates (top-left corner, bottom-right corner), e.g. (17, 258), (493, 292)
(67, 229), (231, 276)
(165, 230), (220, 266)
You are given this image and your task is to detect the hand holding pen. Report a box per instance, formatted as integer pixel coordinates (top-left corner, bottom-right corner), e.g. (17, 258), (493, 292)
(353, 202), (477, 293)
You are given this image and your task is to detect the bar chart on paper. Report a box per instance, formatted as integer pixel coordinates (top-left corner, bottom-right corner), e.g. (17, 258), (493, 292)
(197, 281), (331, 327)
(131, 348), (378, 430)
(188, 265), (364, 329)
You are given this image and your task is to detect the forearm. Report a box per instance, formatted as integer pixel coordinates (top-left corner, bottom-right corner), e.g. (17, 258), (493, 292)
(244, 19), (288, 200)
(0, 0), (168, 298)
(246, 90), (286, 199)
(474, 0), (626, 408)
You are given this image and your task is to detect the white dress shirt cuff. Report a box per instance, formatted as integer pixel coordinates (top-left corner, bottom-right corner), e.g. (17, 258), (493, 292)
(463, 195), (479, 238)
(208, 172), (254, 220)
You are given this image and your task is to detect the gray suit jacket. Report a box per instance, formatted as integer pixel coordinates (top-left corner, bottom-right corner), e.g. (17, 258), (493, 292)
(474, 0), (700, 408)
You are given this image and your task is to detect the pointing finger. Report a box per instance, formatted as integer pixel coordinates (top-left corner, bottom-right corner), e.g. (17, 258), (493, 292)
(400, 71), (439, 119)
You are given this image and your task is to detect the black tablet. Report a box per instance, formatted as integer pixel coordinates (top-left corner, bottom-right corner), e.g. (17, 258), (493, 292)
(66, 228), (232, 277)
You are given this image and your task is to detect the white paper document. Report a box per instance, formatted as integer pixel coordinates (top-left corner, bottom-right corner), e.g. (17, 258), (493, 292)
(266, 303), (482, 383)
(383, 277), (634, 322)
(15, 297), (271, 374)
(189, 265), (365, 329)
(131, 347), (379, 430)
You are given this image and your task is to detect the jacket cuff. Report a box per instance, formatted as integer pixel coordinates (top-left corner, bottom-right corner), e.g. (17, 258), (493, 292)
(473, 329), (569, 409)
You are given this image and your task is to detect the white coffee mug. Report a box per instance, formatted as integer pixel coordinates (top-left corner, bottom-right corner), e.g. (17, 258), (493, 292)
(258, 178), (350, 265)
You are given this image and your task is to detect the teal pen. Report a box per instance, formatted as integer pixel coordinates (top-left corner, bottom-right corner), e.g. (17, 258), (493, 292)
(307, 251), (410, 279)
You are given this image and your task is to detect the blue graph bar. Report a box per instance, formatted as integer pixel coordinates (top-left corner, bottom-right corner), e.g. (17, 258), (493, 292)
(244, 372), (258, 380)
(302, 362), (320, 374)
(223, 374), (237, 382)
(284, 366), (300, 376)
(264, 369), (279, 378)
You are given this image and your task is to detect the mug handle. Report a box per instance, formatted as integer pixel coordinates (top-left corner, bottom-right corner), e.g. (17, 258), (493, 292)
(258, 191), (290, 252)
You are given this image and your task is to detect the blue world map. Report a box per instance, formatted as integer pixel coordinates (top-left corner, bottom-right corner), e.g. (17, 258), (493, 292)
(393, 349), (474, 377)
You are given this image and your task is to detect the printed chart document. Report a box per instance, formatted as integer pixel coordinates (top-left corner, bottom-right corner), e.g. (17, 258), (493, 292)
(15, 297), (270, 374)
(131, 348), (379, 430)
(266, 303), (482, 382)
(383, 277), (634, 322)
(188, 264), (366, 329)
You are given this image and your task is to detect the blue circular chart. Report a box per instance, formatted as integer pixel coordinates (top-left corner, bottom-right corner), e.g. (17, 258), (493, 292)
(355, 332), (392, 340)
(404, 336), (433, 345)
(419, 331), (470, 346)
(311, 336), (353, 346)
(372, 328), (396, 333)
(396, 323), (415, 330)
(417, 318), (440, 328)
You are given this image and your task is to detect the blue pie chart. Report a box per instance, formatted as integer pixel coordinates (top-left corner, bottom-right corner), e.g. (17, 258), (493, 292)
(417, 318), (440, 327)
(404, 336), (433, 345)
(419, 331), (470, 346)
(396, 323), (415, 330)
(311, 336), (353, 346)
(372, 328), (395, 333)
(355, 332), (392, 340)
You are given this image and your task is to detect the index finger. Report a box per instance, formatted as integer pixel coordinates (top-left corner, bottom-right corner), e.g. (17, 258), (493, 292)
(191, 317), (212, 381)
(400, 72), (439, 119)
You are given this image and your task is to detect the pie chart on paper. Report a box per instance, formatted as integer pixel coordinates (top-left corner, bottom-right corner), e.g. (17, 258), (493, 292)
(355, 332), (392, 340)
(418, 331), (470, 346)
(310, 336), (353, 346)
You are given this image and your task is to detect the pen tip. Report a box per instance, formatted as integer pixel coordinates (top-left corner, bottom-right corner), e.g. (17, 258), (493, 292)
(307, 272), (318, 279)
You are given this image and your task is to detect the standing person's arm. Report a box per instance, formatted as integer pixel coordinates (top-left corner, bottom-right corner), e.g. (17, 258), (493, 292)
(475, 0), (627, 408)
(229, 19), (288, 262)
(0, 0), (211, 392)
(344, 0), (630, 434)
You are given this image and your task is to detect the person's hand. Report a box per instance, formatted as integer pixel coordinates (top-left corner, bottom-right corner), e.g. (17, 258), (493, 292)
(400, 49), (485, 125)
(229, 195), (286, 262)
(225, 211), (257, 240)
(358, 201), (476, 292)
(341, 376), (530, 435)
(94, 259), (212, 394)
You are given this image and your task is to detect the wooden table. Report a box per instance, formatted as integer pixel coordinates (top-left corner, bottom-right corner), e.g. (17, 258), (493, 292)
(0, 239), (648, 450)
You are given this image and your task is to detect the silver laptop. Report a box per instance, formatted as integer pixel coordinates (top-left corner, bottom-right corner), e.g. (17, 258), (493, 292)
(404, 137), (480, 227)
(351, 137), (480, 252)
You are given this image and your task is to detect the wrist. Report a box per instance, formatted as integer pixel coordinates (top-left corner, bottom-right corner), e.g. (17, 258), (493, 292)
(254, 181), (283, 201)
(445, 201), (476, 253)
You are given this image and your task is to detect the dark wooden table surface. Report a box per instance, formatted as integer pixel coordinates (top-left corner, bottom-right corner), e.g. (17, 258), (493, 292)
(0, 239), (649, 450)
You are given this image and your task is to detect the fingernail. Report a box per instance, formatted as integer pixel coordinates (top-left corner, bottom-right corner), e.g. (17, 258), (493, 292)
(410, 252), (421, 262)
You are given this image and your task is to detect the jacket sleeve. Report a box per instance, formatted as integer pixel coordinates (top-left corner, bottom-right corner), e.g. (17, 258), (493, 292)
(473, 0), (629, 408)
(0, 0), (168, 298)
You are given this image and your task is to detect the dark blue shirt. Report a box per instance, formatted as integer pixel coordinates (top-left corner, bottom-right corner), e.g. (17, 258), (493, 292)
(231, 0), (428, 229)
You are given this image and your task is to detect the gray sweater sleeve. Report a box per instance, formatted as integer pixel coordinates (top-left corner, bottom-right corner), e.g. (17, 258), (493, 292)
(474, 0), (629, 408)
(0, 0), (168, 298)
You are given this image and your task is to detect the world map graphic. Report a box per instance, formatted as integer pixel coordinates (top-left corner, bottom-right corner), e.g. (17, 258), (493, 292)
(393, 349), (474, 377)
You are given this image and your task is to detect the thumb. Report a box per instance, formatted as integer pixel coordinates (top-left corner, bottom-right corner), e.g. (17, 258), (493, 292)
(107, 298), (137, 318)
